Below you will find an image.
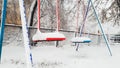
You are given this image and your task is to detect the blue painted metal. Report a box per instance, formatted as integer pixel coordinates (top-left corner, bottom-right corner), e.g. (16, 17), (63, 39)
(83, 40), (91, 43)
(0, 0), (8, 62)
(73, 39), (91, 43)
(89, 0), (112, 56)
(75, 40), (91, 51)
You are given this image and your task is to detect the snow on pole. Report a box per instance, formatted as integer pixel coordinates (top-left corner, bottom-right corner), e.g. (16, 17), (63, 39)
(0, 0), (7, 63)
(19, 0), (33, 68)
(89, 0), (112, 56)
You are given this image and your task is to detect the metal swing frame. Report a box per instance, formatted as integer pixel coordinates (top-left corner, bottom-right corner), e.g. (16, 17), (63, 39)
(71, 0), (91, 44)
(72, 0), (112, 56)
(32, 0), (66, 47)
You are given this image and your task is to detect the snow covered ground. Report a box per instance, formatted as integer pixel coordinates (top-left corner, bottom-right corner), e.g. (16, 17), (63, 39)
(0, 43), (120, 68)
(1, 0), (119, 68)
(1, 24), (120, 68)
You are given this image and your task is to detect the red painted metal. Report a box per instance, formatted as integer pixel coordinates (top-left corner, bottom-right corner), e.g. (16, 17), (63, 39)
(46, 38), (65, 41)
(37, 0), (40, 30)
(33, 0), (66, 42)
(56, 0), (60, 31)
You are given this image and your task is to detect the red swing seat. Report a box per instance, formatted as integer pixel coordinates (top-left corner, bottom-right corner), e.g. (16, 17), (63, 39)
(32, 0), (66, 43)
(32, 30), (66, 42)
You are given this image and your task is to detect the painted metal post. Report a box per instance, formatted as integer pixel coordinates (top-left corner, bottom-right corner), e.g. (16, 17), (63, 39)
(0, 0), (7, 63)
(76, 0), (91, 51)
(89, 0), (112, 56)
(79, 0), (91, 36)
(19, 0), (33, 68)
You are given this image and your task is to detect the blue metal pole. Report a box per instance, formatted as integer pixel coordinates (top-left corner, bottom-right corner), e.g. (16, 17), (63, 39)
(89, 0), (112, 56)
(0, 0), (8, 62)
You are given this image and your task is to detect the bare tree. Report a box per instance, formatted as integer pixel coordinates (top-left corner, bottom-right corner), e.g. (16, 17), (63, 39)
(1, 0), (119, 28)
(112, 0), (120, 26)
(28, 0), (67, 30)
(117, 0), (120, 8)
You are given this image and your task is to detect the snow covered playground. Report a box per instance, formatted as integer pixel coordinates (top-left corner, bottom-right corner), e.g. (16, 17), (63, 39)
(0, 0), (120, 68)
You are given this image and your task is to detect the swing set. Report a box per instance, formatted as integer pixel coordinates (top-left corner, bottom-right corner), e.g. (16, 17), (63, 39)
(32, 0), (66, 43)
(71, 0), (112, 56)
(0, 0), (113, 67)
(71, 0), (91, 44)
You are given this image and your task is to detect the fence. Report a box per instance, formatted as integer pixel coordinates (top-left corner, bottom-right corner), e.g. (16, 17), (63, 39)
(3, 25), (120, 46)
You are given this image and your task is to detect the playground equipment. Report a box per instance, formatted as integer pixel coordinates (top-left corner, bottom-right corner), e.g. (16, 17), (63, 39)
(71, 0), (91, 43)
(32, 0), (66, 46)
(19, 0), (33, 68)
(0, 0), (7, 62)
(72, 0), (112, 56)
(89, 0), (112, 56)
(71, 0), (91, 51)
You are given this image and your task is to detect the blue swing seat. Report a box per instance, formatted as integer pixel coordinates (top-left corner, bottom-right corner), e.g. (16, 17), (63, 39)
(71, 37), (91, 43)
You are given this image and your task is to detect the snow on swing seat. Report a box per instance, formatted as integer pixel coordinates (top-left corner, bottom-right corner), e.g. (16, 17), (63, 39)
(71, 37), (91, 43)
(32, 30), (66, 42)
